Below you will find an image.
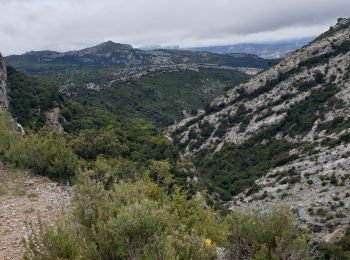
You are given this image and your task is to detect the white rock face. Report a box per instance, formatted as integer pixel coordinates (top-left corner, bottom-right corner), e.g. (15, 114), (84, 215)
(168, 18), (350, 155)
(0, 53), (9, 110)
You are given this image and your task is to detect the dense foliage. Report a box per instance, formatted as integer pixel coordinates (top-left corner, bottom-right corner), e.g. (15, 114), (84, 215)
(24, 176), (220, 259)
(194, 137), (296, 200)
(6, 66), (62, 129)
(224, 207), (310, 259)
(70, 68), (248, 127)
(60, 101), (179, 164)
(7, 131), (79, 180)
(0, 99), (178, 182)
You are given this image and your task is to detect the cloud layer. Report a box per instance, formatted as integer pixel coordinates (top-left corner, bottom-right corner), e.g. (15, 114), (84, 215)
(0, 0), (349, 55)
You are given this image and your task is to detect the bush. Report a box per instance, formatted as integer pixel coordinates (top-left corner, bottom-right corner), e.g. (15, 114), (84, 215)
(7, 132), (79, 180)
(24, 177), (219, 259)
(70, 129), (125, 160)
(224, 207), (311, 259)
(318, 224), (350, 259)
(94, 156), (141, 185)
(0, 113), (20, 156)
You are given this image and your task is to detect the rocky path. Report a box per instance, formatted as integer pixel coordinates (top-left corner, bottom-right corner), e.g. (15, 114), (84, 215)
(0, 163), (70, 260)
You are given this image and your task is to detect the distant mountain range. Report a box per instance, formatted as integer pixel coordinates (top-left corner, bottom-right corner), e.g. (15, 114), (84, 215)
(5, 41), (275, 75)
(142, 37), (315, 59)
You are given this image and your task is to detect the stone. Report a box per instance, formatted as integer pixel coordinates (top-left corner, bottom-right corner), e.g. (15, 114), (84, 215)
(0, 53), (9, 110)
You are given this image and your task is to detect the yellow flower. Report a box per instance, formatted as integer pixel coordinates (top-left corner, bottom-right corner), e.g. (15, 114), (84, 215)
(205, 238), (213, 246)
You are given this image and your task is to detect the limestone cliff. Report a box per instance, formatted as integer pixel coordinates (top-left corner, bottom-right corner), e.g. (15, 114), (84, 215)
(0, 53), (9, 110)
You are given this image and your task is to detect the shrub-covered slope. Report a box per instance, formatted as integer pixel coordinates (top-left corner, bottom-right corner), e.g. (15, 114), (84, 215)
(63, 66), (249, 127)
(168, 18), (350, 239)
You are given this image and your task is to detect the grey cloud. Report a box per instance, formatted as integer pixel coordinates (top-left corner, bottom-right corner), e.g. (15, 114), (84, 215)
(0, 0), (348, 55)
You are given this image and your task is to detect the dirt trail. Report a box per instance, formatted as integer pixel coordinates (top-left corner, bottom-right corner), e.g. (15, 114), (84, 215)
(0, 163), (70, 260)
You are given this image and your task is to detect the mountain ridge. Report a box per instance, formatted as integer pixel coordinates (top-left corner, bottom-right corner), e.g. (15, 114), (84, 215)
(5, 41), (274, 74)
(181, 37), (314, 59)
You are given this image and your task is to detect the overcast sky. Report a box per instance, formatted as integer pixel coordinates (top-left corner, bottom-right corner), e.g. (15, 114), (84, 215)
(0, 0), (349, 55)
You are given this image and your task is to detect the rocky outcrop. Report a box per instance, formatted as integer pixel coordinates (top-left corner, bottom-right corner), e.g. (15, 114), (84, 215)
(0, 53), (9, 110)
(45, 107), (64, 132)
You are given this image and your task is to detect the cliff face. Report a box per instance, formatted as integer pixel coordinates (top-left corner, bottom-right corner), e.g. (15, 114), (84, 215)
(0, 53), (9, 110)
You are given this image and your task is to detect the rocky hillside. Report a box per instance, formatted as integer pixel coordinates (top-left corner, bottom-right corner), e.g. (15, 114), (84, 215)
(168, 18), (350, 240)
(0, 53), (9, 110)
(5, 41), (272, 74)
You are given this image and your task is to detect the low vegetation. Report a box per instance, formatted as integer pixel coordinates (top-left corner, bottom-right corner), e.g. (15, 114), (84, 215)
(0, 108), (312, 259)
(23, 175), (311, 260)
(193, 137), (296, 200)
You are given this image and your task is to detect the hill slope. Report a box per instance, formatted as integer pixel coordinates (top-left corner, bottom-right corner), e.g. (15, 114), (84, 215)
(60, 65), (250, 127)
(168, 18), (350, 239)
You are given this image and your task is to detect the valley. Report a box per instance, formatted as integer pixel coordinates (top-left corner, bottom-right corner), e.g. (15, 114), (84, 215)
(1, 14), (350, 260)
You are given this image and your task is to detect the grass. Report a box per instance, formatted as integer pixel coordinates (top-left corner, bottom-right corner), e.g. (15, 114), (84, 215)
(0, 182), (28, 197)
(27, 191), (39, 198)
(12, 183), (27, 196)
(0, 183), (7, 196)
(23, 207), (36, 214)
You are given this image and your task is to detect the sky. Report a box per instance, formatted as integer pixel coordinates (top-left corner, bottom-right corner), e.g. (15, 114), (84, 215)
(0, 0), (349, 55)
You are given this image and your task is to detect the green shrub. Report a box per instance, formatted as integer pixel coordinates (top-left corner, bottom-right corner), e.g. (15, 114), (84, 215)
(224, 207), (311, 259)
(7, 132), (79, 180)
(70, 129), (125, 160)
(94, 156), (141, 185)
(24, 177), (219, 259)
(193, 138), (296, 200)
(0, 112), (20, 156)
(318, 224), (350, 259)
